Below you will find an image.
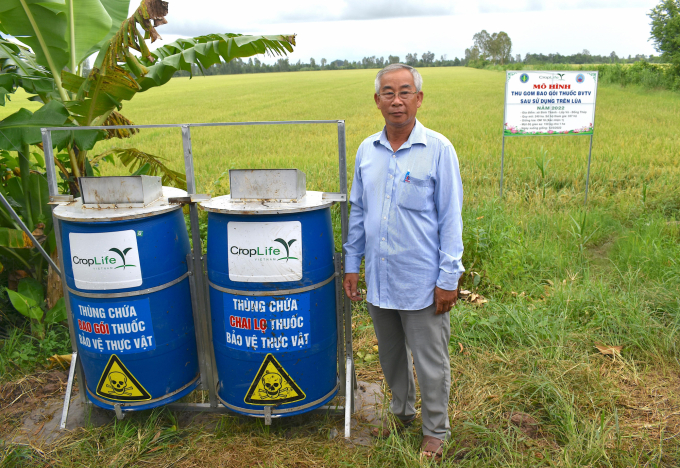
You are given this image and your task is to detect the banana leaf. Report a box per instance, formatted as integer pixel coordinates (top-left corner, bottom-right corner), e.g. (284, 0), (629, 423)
(0, 0), (70, 76)
(0, 227), (33, 248)
(65, 0), (112, 70)
(0, 101), (105, 151)
(0, 38), (55, 105)
(92, 147), (186, 189)
(138, 34), (296, 91)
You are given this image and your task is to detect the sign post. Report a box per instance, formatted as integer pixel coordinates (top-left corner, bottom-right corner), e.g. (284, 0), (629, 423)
(500, 70), (599, 205)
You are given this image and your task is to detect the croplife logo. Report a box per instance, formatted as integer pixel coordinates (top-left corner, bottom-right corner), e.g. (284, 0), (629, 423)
(72, 246), (137, 269)
(230, 238), (298, 262)
(109, 248), (136, 269)
(539, 74), (566, 81)
(274, 238), (297, 262)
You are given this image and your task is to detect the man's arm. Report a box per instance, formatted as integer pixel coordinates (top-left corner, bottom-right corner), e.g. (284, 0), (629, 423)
(433, 142), (465, 314)
(343, 147), (366, 302)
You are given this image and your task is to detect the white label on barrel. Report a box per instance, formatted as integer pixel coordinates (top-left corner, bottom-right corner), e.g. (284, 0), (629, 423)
(69, 231), (143, 290)
(227, 221), (302, 282)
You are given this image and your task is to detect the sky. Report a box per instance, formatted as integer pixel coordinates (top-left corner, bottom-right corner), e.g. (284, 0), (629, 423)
(141, 0), (662, 63)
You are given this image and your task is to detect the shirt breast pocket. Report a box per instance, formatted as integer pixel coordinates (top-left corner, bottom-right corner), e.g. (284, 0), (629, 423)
(397, 176), (434, 212)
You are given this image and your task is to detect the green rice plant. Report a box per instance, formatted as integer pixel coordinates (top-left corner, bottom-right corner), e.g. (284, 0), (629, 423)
(533, 146), (552, 200)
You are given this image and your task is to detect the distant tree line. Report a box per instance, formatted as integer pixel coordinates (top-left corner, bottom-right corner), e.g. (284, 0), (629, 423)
(173, 52), (466, 78)
(173, 48), (663, 79)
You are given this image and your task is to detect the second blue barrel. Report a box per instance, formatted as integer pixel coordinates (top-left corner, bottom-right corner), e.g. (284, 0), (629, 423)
(201, 189), (338, 418)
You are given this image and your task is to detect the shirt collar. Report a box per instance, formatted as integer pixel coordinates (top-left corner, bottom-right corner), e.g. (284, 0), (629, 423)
(375, 119), (427, 151)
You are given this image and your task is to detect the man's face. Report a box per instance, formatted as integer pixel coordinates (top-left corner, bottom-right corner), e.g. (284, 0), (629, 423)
(374, 69), (423, 130)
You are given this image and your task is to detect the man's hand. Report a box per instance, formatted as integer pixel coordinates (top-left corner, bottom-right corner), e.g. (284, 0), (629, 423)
(343, 273), (363, 302)
(434, 287), (458, 314)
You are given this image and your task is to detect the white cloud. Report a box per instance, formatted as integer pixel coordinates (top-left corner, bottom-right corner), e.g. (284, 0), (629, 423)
(141, 1), (659, 64)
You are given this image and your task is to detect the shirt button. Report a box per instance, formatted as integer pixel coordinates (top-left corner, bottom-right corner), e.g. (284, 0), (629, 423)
(386, 195), (390, 199)
(381, 258), (385, 261)
(392, 155), (395, 158)
(382, 237), (385, 241)
(383, 216), (387, 220)
(389, 175), (393, 179)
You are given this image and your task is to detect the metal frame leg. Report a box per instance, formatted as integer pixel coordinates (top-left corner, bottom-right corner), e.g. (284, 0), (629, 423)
(499, 134), (506, 198)
(59, 351), (78, 429)
(337, 121), (357, 439)
(181, 125), (218, 407)
(42, 131), (88, 416)
(584, 134), (593, 206)
(334, 254), (346, 395)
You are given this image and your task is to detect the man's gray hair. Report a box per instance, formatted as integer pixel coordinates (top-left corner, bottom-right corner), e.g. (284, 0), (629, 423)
(375, 63), (423, 94)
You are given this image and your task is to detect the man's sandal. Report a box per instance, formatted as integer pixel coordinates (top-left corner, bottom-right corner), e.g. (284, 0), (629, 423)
(420, 435), (445, 462)
(370, 415), (416, 438)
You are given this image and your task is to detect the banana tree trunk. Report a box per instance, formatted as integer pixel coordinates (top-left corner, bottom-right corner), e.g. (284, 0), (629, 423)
(46, 248), (63, 309)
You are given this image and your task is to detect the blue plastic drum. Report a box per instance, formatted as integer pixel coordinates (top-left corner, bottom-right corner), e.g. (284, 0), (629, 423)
(54, 187), (199, 412)
(200, 192), (338, 418)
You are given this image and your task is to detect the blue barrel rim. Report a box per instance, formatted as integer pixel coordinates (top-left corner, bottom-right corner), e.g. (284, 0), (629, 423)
(199, 191), (334, 216)
(53, 186), (187, 223)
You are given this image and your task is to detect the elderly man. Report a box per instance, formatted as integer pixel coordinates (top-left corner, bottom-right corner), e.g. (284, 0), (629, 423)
(343, 63), (464, 461)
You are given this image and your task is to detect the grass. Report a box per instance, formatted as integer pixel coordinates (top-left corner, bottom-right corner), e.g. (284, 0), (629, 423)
(1, 67), (680, 466)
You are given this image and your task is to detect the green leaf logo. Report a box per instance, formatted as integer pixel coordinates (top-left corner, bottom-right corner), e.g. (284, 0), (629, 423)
(274, 238), (298, 262)
(109, 247), (135, 269)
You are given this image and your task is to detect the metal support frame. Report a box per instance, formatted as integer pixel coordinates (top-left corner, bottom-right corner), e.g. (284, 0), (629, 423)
(59, 351), (78, 429)
(41, 120), (356, 435)
(584, 134), (594, 206)
(181, 125), (219, 407)
(42, 129), (88, 406)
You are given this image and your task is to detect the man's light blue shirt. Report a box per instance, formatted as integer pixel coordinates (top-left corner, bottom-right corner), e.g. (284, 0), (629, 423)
(343, 119), (464, 311)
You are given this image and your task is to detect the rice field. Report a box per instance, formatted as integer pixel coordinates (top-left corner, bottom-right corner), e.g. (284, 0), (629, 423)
(2, 67), (680, 467)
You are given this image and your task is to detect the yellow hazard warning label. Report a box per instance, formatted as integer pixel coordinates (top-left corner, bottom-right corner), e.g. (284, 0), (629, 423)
(244, 353), (305, 405)
(96, 354), (151, 401)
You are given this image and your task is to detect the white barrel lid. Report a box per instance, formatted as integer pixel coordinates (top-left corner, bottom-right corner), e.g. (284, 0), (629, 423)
(54, 186), (186, 222)
(199, 191), (333, 215)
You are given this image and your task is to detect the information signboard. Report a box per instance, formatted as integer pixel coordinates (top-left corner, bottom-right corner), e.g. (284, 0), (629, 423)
(504, 71), (598, 136)
(500, 70), (599, 204)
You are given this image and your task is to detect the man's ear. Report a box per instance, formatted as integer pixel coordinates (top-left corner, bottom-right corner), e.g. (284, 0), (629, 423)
(374, 93), (381, 107)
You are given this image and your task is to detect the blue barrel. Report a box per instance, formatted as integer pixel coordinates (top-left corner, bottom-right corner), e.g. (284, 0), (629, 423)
(54, 188), (200, 412)
(201, 192), (338, 418)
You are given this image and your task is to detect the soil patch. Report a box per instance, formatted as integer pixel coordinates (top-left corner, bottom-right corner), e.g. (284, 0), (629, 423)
(0, 369), (70, 435)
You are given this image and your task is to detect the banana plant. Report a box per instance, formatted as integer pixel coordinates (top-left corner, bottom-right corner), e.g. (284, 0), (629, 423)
(0, 0), (295, 184)
(0, 0), (295, 328)
(5, 277), (66, 338)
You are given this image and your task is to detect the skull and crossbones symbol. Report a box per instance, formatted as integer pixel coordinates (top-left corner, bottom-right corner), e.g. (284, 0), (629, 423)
(105, 371), (133, 396)
(258, 371), (291, 399)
